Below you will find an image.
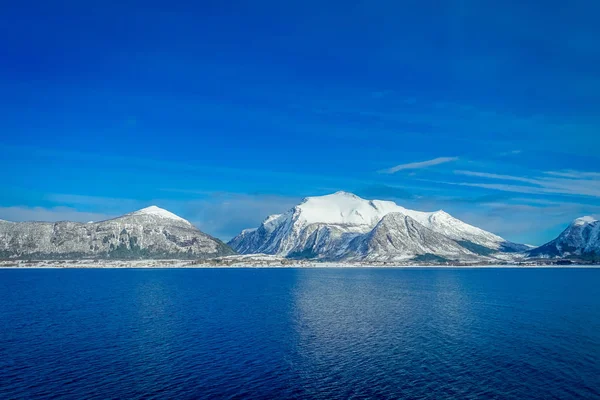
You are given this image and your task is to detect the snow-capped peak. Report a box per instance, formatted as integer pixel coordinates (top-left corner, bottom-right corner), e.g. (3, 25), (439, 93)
(331, 191), (361, 198)
(528, 215), (600, 259)
(292, 192), (504, 246)
(573, 216), (598, 226)
(128, 206), (190, 224)
(296, 191), (406, 227)
(228, 191), (524, 259)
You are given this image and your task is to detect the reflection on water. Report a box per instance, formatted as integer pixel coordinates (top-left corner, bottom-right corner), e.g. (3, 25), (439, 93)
(128, 274), (180, 385)
(0, 268), (599, 399)
(291, 269), (479, 398)
(289, 269), (600, 398)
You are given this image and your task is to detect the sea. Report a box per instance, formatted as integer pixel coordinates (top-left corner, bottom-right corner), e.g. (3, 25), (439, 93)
(1, 268), (599, 399)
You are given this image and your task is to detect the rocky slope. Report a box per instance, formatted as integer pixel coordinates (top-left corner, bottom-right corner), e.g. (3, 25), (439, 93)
(229, 192), (526, 262)
(528, 216), (599, 261)
(0, 206), (235, 259)
(345, 213), (481, 262)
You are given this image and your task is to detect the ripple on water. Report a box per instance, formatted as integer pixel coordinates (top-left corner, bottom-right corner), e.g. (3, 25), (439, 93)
(0, 268), (599, 399)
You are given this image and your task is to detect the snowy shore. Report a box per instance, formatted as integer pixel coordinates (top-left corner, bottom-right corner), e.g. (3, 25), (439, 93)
(0, 257), (596, 269)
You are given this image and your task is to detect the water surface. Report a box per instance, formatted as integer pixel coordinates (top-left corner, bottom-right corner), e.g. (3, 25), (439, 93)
(1, 268), (599, 399)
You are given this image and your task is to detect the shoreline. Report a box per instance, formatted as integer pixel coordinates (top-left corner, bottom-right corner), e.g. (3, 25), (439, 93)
(1, 260), (598, 269)
(2, 266), (599, 269)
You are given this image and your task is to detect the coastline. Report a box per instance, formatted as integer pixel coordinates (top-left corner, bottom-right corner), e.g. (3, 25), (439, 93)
(1, 259), (598, 269)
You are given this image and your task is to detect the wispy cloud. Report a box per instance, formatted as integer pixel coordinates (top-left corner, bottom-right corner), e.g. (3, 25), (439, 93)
(448, 201), (600, 246)
(183, 193), (301, 240)
(45, 193), (143, 209)
(451, 169), (600, 197)
(454, 170), (538, 184)
(0, 206), (115, 223)
(379, 157), (458, 174)
(307, 94), (600, 158)
(543, 170), (600, 179)
(499, 150), (522, 156)
(1, 192), (302, 241)
(370, 90), (394, 99)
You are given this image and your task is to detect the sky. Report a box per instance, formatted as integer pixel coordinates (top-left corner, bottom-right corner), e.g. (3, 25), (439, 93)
(1, 0), (599, 245)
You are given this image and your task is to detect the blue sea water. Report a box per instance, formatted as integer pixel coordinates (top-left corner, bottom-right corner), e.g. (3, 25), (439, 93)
(0, 268), (599, 399)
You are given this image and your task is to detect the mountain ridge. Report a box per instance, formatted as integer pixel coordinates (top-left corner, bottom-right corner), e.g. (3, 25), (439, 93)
(229, 192), (527, 262)
(0, 206), (235, 260)
(2, 198), (597, 264)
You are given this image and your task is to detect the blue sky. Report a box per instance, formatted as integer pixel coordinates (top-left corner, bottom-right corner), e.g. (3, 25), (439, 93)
(1, 0), (599, 244)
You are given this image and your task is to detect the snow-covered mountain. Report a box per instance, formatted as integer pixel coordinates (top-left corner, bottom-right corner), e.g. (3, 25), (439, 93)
(345, 213), (482, 262)
(228, 192), (526, 262)
(528, 216), (600, 261)
(0, 206), (235, 259)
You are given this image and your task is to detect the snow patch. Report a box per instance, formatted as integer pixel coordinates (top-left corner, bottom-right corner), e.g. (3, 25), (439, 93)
(128, 206), (191, 224)
(573, 216), (598, 226)
(263, 214), (282, 224)
(297, 191), (417, 227)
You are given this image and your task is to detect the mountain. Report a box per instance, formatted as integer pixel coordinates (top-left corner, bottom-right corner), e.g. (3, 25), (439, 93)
(228, 191), (525, 262)
(345, 213), (481, 262)
(528, 216), (600, 261)
(0, 206), (235, 259)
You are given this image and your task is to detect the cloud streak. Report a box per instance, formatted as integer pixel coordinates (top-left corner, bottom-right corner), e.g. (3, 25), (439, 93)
(451, 169), (600, 197)
(543, 170), (600, 179)
(380, 157), (458, 174)
(0, 192), (302, 241)
(183, 193), (301, 240)
(499, 150), (522, 156)
(0, 206), (115, 223)
(454, 170), (538, 184)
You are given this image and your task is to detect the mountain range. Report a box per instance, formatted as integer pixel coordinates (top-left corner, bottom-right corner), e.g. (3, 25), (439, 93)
(228, 192), (529, 263)
(229, 192), (598, 263)
(0, 192), (598, 263)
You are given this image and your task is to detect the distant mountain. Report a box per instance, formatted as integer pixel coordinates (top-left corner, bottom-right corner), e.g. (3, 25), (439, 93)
(528, 216), (600, 261)
(228, 192), (526, 262)
(0, 206), (235, 259)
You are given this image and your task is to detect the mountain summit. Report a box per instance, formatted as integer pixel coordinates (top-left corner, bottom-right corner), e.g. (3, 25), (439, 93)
(228, 192), (526, 262)
(0, 207), (234, 259)
(528, 216), (599, 261)
(127, 205), (192, 224)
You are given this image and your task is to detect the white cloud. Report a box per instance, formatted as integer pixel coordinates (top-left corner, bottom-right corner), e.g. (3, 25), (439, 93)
(499, 150), (522, 156)
(45, 193), (143, 209)
(451, 169), (600, 197)
(183, 193), (301, 240)
(0, 192), (301, 242)
(0, 206), (114, 223)
(379, 157), (458, 174)
(2, 190), (304, 241)
(543, 170), (600, 179)
(454, 170), (538, 184)
(449, 202), (600, 246)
